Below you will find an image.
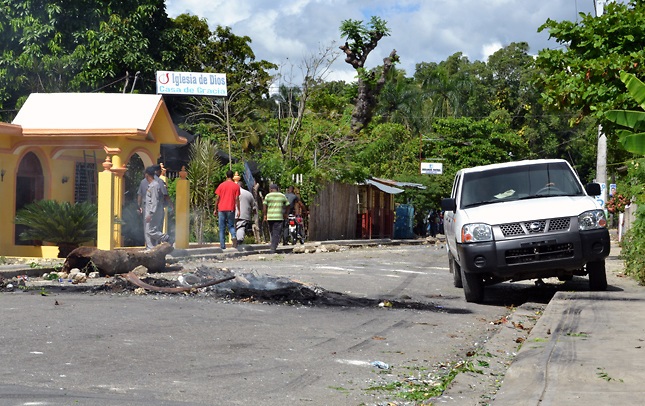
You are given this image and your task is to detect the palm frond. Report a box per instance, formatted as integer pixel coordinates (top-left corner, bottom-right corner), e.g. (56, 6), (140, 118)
(14, 200), (97, 245)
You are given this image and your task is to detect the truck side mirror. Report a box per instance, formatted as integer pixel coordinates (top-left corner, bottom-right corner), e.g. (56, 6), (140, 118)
(585, 183), (601, 196)
(441, 197), (456, 212)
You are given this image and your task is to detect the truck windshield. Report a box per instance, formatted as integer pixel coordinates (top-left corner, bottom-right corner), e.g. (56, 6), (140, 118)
(460, 162), (584, 209)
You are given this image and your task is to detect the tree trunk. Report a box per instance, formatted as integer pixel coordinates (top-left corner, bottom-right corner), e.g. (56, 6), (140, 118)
(349, 49), (398, 133)
(62, 243), (174, 276)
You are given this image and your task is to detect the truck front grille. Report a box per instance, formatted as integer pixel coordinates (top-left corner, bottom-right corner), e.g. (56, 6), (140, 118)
(505, 243), (574, 265)
(500, 217), (571, 237)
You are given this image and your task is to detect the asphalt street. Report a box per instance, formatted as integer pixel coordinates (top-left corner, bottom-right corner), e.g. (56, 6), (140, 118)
(0, 242), (626, 405)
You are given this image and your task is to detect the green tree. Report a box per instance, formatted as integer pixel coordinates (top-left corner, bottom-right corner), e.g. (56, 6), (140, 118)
(485, 42), (537, 130)
(425, 116), (529, 195)
(14, 200), (97, 258)
(183, 24), (276, 164)
(187, 137), (222, 243)
(536, 1), (645, 121)
(414, 53), (479, 119)
(535, 0), (645, 174)
(339, 16), (398, 133)
(0, 1), (173, 112)
(354, 123), (419, 178)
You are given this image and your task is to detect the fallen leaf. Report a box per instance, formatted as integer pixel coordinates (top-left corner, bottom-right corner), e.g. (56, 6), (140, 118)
(492, 316), (507, 325)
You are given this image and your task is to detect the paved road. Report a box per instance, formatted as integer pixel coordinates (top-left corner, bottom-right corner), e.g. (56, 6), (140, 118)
(0, 243), (593, 405)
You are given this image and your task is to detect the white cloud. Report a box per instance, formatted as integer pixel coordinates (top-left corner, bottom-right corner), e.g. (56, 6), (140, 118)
(165, 0), (613, 84)
(482, 42), (503, 62)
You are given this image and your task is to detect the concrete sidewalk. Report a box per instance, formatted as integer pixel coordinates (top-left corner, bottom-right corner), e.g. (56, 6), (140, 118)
(493, 242), (645, 405)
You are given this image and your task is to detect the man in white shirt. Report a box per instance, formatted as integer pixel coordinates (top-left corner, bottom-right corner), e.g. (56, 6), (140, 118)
(234, 173), (257, 244)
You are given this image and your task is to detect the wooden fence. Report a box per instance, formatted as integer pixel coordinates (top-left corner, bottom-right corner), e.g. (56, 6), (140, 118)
(308, 182), (358, 241)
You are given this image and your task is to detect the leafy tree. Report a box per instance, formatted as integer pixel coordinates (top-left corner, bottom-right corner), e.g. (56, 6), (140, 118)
(354, 123), (418, 177)
(536, 1), (645, 122)
(485, 42), (537, 130)
(425, 116), (529, 196)
(71, 1), (171, 93)
(183, 24), (277, 163)
(186, 137), (222, 243)
(339, 16), (398, 133)
(271, 44), (340, 159)
(0, 0), (174, 120)
(14, 200), (97, 258)
(414, 53), (479, 119)
(375, 68), (428, 134)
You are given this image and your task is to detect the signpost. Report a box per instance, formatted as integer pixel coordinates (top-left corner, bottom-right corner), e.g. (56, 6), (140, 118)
(156, 71), (227, 96)
(420, 162), (443, 175)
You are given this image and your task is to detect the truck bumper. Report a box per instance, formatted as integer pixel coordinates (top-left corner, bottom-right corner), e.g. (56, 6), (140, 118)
(456, 228), (610, 279)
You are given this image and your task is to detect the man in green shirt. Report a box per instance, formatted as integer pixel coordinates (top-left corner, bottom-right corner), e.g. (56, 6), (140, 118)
(263, 184), (288, 253)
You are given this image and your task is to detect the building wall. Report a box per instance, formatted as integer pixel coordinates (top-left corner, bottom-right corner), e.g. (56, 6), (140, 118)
(0, 144), (160, 259)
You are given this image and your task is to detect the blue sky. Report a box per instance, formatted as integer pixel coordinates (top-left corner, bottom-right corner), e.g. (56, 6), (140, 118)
(165, 0), (606, 84)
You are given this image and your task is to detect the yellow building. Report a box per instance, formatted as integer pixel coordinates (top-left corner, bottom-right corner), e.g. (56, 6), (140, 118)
(0, 93), (188, 258)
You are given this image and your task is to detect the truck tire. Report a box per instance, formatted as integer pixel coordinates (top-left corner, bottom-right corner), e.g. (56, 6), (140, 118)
(461, 266), (484, 303)
(449, 252), (463, 288)
(588, 260), (607, 291)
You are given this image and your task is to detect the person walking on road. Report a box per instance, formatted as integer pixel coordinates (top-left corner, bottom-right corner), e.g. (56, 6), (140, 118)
(233, 173), (257, 244)
(214, 170), (241, 249)
(263, 184), (288, 253)
(143, 166), (172, 249)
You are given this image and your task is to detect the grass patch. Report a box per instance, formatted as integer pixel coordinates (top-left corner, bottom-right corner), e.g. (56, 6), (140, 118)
(365, 360), (483, 402)
(596, 367), (623, 383)
(566, 332), (590, 338)
(329, 385), (350, 393)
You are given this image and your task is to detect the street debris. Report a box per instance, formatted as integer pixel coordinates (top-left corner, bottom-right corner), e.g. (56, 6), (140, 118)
(371, 360), (390, 369)
(62, 242), (174, 276)
(123, 270), (235, 293)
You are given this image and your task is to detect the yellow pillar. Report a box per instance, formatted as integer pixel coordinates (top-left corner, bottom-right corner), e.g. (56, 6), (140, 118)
(97, 157), (115, 250)
(111, 155), (126, 247)
(174, 166), (190, 249)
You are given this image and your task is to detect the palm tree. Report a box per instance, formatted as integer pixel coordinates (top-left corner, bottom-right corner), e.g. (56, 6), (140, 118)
(14, 200), (98, 258)
(187, 136), (222, 244)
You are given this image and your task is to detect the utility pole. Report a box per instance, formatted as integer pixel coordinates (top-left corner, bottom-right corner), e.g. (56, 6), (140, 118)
(595, 0), (608, 209)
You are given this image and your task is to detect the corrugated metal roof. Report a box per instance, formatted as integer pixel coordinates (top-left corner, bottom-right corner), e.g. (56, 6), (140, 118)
(12, 93), (163, 131)
(365, 179), (404, 194)
(371, 177), (427, 190)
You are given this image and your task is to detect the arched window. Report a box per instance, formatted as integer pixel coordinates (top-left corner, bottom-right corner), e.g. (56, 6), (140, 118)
(15, 152), (44, 245)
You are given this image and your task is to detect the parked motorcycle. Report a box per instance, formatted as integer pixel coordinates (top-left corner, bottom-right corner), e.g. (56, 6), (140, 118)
(283, 213), (305, 245)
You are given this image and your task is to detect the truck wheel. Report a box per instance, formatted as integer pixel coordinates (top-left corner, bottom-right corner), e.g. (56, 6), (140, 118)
(588, 260), (607, 291)
(461, 266), (484, 303)
(449, 252), (462, 288)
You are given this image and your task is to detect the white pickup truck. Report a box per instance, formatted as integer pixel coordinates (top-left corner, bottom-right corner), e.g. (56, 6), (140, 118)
(441, 159), (610, 303)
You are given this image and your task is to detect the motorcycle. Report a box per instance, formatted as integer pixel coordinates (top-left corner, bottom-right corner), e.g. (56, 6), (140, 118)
(283, 213), (305, 245)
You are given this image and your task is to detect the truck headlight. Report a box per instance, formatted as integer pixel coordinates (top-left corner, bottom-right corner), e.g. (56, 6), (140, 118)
(461, 223), (493, 243)
(578, 210), (607, 230)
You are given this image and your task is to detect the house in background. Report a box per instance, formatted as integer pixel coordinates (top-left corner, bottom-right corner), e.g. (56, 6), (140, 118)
(308, 178), (422, 241)
(0, 93), (186, 258)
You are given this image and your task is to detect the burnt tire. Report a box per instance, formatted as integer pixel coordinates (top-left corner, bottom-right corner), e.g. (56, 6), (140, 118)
(461, 266), (484, 303)
(588, 260), (607, 291)
(449, 252), (463, 288)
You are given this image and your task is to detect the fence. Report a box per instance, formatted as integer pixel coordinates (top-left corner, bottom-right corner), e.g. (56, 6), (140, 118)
(308, 182), (358, 241)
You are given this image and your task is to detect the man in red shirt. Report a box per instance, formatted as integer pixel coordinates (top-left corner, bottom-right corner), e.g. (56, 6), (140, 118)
(214, 170), (241, 249)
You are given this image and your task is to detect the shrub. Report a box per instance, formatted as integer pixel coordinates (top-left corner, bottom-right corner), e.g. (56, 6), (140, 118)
(14, 200), (98, 258)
